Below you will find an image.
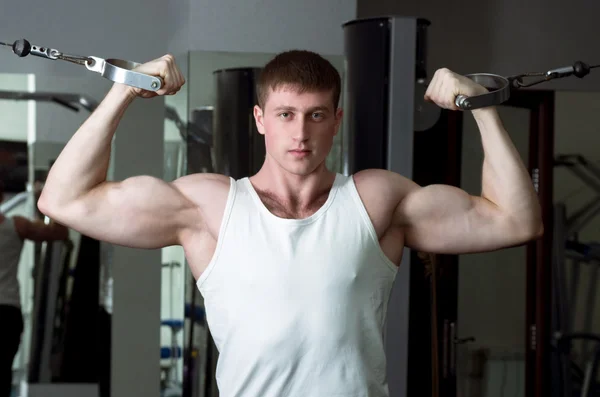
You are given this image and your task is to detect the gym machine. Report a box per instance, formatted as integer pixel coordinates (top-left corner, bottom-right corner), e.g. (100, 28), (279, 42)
(555, 332), (600, 397)
(342, 15), (599, 397)
(0, 90), (97, 112)
(552, 154), (600, 397)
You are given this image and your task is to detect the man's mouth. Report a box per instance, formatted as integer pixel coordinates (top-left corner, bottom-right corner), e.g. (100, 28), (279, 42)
(289, 149), (311, 158)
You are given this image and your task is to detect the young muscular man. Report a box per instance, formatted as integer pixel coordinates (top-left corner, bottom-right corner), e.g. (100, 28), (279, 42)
(0, 184), (69, 397)
(38, 50), (543, 396)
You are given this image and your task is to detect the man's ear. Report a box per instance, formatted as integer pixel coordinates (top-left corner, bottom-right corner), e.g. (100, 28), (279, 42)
(254, 105), (265, 135)
(334, 107), (344, 136)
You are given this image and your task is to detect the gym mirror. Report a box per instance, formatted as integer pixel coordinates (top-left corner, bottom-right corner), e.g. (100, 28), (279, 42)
(0, 72), (35, 397)
(161, 51), (189, 397)
(0, 72), (106, 397)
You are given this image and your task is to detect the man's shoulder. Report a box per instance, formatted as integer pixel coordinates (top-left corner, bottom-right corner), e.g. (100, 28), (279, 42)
(172, 172), (233, 211)
(350, 168), (421, 222)
(173, 172), (231, 195)
(352, 169), (418, 198)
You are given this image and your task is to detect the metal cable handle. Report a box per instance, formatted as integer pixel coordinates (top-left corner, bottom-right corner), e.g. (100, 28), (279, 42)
(454, 61), (599, 110)
(0, 38), (162, 92)
(454, 73), (512, 109)
(2, 39), (597, 107)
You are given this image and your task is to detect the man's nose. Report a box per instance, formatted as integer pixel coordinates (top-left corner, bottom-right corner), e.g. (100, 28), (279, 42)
(292, 119), (310, 142)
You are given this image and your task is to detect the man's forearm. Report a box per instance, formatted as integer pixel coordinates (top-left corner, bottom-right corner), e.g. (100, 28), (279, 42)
(473, 107), (543, 232)
(40, 84), (136, 211)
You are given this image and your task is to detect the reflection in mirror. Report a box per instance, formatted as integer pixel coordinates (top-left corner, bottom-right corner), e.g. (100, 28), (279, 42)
(0, 73), (107, 397)
(0, 73), (34, 397)
(179, 50), (345, 397)
(212, 67), (264, 178)
(161, 52), (189, 397)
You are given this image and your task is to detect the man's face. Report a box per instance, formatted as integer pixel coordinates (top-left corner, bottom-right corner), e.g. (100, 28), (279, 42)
(254, 85), (343, 176)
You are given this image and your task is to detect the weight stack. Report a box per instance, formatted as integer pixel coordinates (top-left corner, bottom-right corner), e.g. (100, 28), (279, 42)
(212, 67), (264, 179)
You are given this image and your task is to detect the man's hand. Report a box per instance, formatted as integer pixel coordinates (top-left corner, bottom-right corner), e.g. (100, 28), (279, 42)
(125, 54), (186, 99)
(424, 68), (488, 111)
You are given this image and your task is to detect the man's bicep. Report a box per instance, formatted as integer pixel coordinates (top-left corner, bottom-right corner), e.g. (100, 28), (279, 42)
(394, 184), (510, 254)
(40, 175), (201, 249)
(93, 176), (202, 247)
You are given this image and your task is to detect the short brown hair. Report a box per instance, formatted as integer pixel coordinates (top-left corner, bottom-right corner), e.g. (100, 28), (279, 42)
(256, 50), (341, 110)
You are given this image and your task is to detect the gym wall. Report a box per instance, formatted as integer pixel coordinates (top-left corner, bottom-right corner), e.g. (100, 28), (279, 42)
(358, 0), (600, 92)
(184, 0), (354, 54)
(0, 74), (31, 142)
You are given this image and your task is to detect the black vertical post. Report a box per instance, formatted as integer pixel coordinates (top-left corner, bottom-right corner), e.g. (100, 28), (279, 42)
(213, 67), (264, 179)
(342, 16), (437, 397)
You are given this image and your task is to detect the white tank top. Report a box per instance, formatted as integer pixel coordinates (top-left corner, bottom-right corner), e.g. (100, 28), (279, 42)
(0, 217), (24, 307)
(197, 173), (398, 397)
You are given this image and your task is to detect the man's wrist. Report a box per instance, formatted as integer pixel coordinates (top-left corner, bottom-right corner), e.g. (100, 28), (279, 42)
(108, 83), (137, 104)
(472, 106), (501, 127)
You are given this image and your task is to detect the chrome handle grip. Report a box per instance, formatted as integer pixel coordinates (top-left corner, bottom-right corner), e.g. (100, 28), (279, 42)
(454, 73), (512, 110)
(86, 57), (163, 92)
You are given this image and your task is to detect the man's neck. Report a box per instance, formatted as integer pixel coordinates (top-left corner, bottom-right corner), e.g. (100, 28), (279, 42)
(250, 161), (336, 210)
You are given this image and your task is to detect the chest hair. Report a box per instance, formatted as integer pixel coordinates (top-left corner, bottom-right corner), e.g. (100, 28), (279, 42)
(256, 190), (330, 219)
